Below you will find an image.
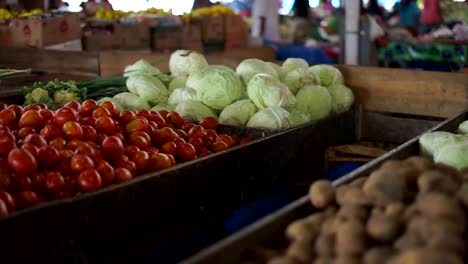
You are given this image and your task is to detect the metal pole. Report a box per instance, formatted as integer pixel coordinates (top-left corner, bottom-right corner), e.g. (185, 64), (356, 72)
(344, 0), (360, 65)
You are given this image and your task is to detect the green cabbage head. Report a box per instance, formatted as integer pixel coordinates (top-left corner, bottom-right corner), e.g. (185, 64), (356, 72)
(126, 74), (169, 106)
(295, 85), (332, 121)
(289, 108), (312, 127)
(168, 76), (187, 93)
(267, 62), (282, 77)
(309, 64), (344, 87)
(168, 88), (197, 106)
(236, 59), (279, 85)
(151, 103), (175, 112)
(281, 58), (309, 76)
(419, 131), (464, 158)
(186, 66), (244, 111)
(434, 142), (468, 170)
(175, 100), (217, 122)
(169, 50), (208, 77)
(113, 92), (150, 110)
(219, 99), (257, 127)
(123, 59), (161, 77)
(246, 107), (292, 130)
(282, 68), (320, 95)
(327, 84), (355, 113)
(247, 73), (296, 110)
(458, 121), (468, 135)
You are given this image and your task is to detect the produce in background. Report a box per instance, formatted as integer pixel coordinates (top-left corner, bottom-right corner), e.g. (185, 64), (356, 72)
(219, 99), (257, 127)
(175, 100), (218, 122)
(123, 59), (161, 77)
(169, 50), (208, 78)
(247, 107), (292, 130)
(236, 59), (280, 85)
(281, 58), (309, 77)
(126, 74), (169, 106)
(309, 64), (344, 87)
(295, 85), (332, 122)
(0, 100), (251, 216)
(190, 4), (235, 17)
(327, 83), (355, 114)
(260, 157), (468, 263)
(168, 76), (187, 93)
(459, 120), (468, 135)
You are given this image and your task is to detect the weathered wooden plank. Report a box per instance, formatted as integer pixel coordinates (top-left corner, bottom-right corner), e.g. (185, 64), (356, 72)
(337, 65), (468, 118)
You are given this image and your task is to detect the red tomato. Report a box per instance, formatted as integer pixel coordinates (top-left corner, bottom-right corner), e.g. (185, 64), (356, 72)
(118, 110), (137, 125)
(53, 108), (77, 127)
(77, 169), (102, 192)
(158, 110), (169, 119)
(240, 138), (253, 144)
(74, 144), (97, 159)
(58, 149), (74, 175)
(17, 191), (39, 209)
(200, 117), (219, 130)
(94, 116), (116, 135)
(216, 134), (236, 147)
(174, 129), (188, 140)
(146, 147), (159, 155)
(30, 171), (45, 193)
(188, 137), (204, 152)
(0, 172), (10, 191)
(166, 111), (185, 128)
(135, 109), (152, 119)
(0, 198), (7, 216)
(124, 145), (140, 160)
(70, 154), (95, 174)
(6, 105), (21, 119)
(206, 129), (218, 140)
(0, 102), (7, 111)
(0, 130), (16, 156)
(160, 142), (177, 156)
(111, 132), (125, 142)
(39, 109), (54, 122)
(22, 105), (41, 113)
(154, 127), (179, 145)
(101, 136), (124, 161)
(199, 151), (212, 157)
(40, 124), (61, 142)
(173, 138), (186, 147)
(114, 168), (133, 183)
(177, 143), (197, 161)
(10, 174), (32, 193)
(21, 143), (38, 157)
(131, 151), (149, 173)
(8, 149), (37, 174)
(80, 99), (98, 117)
(18, 127), (36, 139)
(167, 154), (176, 166)
(116, 159), (137, 176)
(0, 191), (15, 212)
(100, 101), (118, 116)
(63, 176), (77, 192)
(129, 130), (151, 144)
(32, 103), (47, 110)
(23, 134), (47, 148)
(96, 160), (115, 186)
(0, 108), (17, 128)
(188, 125), (207, 139)
(82, 125), (98, 142)
(149, 153), (173, 171)
(212, 141), (229, 152)
(80, 116), (96, 126)
(126, 118), (149, 134)
(128, 135), (150, 150)
(152, 113), (167, 129)
(96, 133), (108, 145)
(92, 107), (112, 118)
(64, 101), (81, 112)
(36, 145), (60, 168)
(67, 139), (84, 151)
(62, 121), (84, 140)
(44, 171), (65, 195)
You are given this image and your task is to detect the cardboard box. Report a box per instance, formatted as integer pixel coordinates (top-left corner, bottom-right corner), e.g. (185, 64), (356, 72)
(181, 25), (203, 52)
(45, 39), (83, 51)
(8, 19), (31, 46)
(0, 24), (14, 47)
(28, 12), (82, 48)
(151, 26), (182, 51)
(224, 15), (248, 49)
(192, 16), (224, 44)
(114, 23), (150, 49)
(82, 34), (116, 51)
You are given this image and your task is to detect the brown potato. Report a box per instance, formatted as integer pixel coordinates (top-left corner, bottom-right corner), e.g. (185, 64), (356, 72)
(387, 248), (463, 264)
(285, 217), (321, 242)
(385, 202), (405, 218)
(407, 216), (465, 240)
(394, 231), (425, 251)
(363, 169), (408, 207)
(315, 232), (335, 256)
(335, 220), (366, 255)
(267, 256), (300, 264)
(366, 213), (400, 243)
(426, 232), (465, 257)
(321, 217), (341, 235)
(415, 192), (465, 219)
(462, 168), (468, 182)
(403, 156), (434, 174)
(456, 183), (468, 208)
(402, 204), (420, 222)
(349, 177), (367, 189)
(334, 255), (361, 264)
(338, 187), (371, 207)
(309, 180), (335, 209)
(434, 163), (464, 185)
(337, 205), (368, 222)
(313, 256), (334, 264)
(363, 246), (395, 264)
(417, 170), (458, 194)
(286, 240), (315, 263)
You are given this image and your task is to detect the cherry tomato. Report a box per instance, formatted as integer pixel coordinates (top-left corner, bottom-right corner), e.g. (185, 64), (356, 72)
(0, 102), (7, 111)
(158, 110), (169, 119)
(174, 129), (188, 140)
(44, 172), (65, 195)
(166, 111), (185, 128)
(188, 125), (207, 139)
(23, 134), (47, 148)
(64, 101), (81, 112)
(62, 121), (84, 140)
(0, 198), (7, 216)
(70, 154), (94, 174)
(160, 142), (177, 156)
(135, 109), (152, 119)
(167, 154), (176, 166)
(8, 149), (37, 174)
(240, 138), (253, 144)
(114, 168), (133, 183)
(96, 133), (108, 145)
(153, 127), (179, 145)
(80, 116), (96, 126)
(101, 136), (124, 161)
(21, 143), (38, 157)
(199, 151), (212, 157)
(173, 138), (186, 147)
(216, 134), (236, 147)
(100, 101), (118, 116)
(10, 174), (32, 193)
(77, 169), (102, 193)
(116, 160), (137, 176)
(74, 144), (97, 159)
(118, 110), (137, 125)
(128, 135), (150, 150)
(126, 118), (149, 134)
(80, 99), (99, 117)
(30, 171), (45, 193)
(0, 130), (16, 156)
(129, 131), (151, 145)
(82, 125), (98, 142)
(181, 122), (196, 133)
(0, 191), (15, 212)
(124, 145), (140, 160)
(149, 153), (173, 171)
(18, 127), (36, 139)
(152, 113), (167, 129)
(206, 129), (218, 140)
(0, 172), (10, 191)
(22, 105), (41, 113)
(94, 116), (116, 135)
(177, 143), (197, 161)
(58, 149), (74, 175)
(53, 108), (77, 127)
(67, 139), (85, 151)
(212, 141), (229, 153)
(40, 124), (61, 142)
(111, 132), (125, 142)
(200, 117), (219, 130)
(188, 137), (204, 152)
(36, 145), (60, 168)
(146, 147), (159, 155)
(17, 191), (39, 209)
(39, 109), (54, 122)
(92, 107), (112, 118)
(6, 105), (21, 120)
(131, 151), (150, 173)
(96, 160), (115, 186)
(0, 108), (17, 129)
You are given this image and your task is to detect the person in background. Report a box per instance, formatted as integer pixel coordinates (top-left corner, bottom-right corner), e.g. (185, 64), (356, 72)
(251, 0), (280, 42)
(313, 0), (334, 19)
(421, 0), (441, 33)
(55, 0), (69, 11)
(292, 0), (315, 44)
(366, 0), (384, 18)
(101, 0), (113, 10)
(193, 0), (213, 9)
(386, 0), (421, 36)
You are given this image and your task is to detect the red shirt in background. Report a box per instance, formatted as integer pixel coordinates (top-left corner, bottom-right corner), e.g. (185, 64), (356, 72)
(421, 0), (441, 24)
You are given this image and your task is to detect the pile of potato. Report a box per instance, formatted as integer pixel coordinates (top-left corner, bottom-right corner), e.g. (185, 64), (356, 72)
(266, 157), (468, 264)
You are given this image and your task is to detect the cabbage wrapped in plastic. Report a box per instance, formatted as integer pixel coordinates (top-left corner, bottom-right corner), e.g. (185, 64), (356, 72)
(168, 88), (197, 106)
(169, 50), (208, 77)
(247, 73), (296, 110)
(219, 99), (257, 127)
(289, 108), (311, 127)
(113, 92), (150, 110)
(282, 68), (320, 95)
(186, 66), (244, 111)
(458, 121), (468, 135)
(434, 142), (468, 170)
(327, 84), (355, 113)
(151, 103), (175, 112)
(236, 59), (280, 85)
(419, 131), (463, 158)
(281, 58), (309, 76)
(309, 64), (344, 87)
(175, 100), (217, 122)
(123, 59), (161, 77)
(126, 74), (169, 106)
(295, 85), (332, 121)
(246, 107), (292, 130)
(168, 76), (187, 93)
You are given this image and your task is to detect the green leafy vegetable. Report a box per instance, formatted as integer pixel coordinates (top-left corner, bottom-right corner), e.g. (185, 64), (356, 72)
(236, 59), (280, 85)
(219, 99), (257, 127)
(295, 85), (332, 121)
(175, 100), (217, 122)
(113, 92), (150, 110)
(169, 49), (208, 77)
(126, 74), (169, 106)
(247, 73), (296, 110)
(327, 84), (355, 113)
(309, 64), (344, 87)
(246, 107), (292, 130)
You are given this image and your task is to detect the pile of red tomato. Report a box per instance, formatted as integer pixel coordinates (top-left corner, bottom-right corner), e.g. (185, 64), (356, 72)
(0, 100), (252, 217)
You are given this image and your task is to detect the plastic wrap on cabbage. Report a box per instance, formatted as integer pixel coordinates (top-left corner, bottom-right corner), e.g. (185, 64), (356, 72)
(458, 121), (468, 135)
(289, 108), (312, 127)
(281, 58), (309, 76)
(151, 103), (175, 112)
(168, 76), (187, 93)
(168, 88), (197, 106)
(126, 74), (169, 106)
(295, 85), (332, 121)
(419, 131), (464, 158)
(247, 73), (296, 110)
(282, 68), (320, 95)
(219, 99), (257, 127)
(246, 107), (292, 130)
(113, 92), (150, 111)
(236, 59), (280, 85)
(123, 59), (161, 77)
(327, 84), (355, 113)
(175, 100), (217, 122)
(169, 50), (208, 77)
(186, 66), (244, 111)
(309, 64), (344, 87)
(434, 142), (468, 170)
